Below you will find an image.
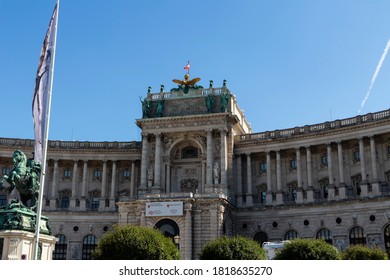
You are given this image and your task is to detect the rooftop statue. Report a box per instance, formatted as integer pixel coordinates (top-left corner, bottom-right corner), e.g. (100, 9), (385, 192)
(140, 96), (151, 118)
(0, 150), (41, 211)
(172, 74), (203, 94)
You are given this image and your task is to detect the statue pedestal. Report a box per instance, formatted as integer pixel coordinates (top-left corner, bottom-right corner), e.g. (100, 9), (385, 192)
(0, 200), (56, 260)
(0, 230), (57, 260)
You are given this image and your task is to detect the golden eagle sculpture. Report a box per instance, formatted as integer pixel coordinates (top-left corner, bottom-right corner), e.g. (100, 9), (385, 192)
(171, 74), (203, 94)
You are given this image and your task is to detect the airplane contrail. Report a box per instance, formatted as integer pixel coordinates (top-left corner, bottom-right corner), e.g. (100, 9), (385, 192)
(358, 39), (390, 114)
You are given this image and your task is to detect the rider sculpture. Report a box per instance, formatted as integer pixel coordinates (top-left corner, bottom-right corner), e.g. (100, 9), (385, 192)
(0, 150), (41, 211)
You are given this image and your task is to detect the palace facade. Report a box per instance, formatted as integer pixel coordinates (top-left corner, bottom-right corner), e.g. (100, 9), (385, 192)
(1, 80), (390, 259)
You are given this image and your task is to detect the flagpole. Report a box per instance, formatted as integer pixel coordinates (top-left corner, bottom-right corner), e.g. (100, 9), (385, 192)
(33, 0), (60, 260)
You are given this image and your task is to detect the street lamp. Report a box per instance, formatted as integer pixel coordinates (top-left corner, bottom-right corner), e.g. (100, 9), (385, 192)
(173, 235), (180, 249)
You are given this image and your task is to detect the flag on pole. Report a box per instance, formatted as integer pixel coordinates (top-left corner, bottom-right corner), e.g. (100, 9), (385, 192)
(184, 61), (190, 71)
(32, 4), (58, 162)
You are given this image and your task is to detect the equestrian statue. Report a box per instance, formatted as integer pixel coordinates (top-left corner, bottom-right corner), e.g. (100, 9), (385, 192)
(0, 150), (41, 211)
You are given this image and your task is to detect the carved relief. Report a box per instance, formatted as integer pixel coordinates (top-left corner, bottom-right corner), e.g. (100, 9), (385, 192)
(181, 178), (198, 192)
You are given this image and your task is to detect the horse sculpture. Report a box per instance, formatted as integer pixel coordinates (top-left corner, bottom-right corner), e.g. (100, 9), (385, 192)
(0, 150), (41, 210)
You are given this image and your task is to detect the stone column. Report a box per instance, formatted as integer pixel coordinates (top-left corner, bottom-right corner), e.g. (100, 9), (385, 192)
(276, 150), (283, 205)
(70, 160), (78, 209)
(370, 136), (380, 196)
(296, 148), (303, 203)
(49, 159), (59, 210)
(337, 142), (346, 200)
(154, 133), (162, 189)
(327, 144), (335, 200)
(206, 129), (213, 190)
(166, 163), (171, 193)
(109, 161), (117, 210)
(306, 146), (314, 203)
(236, 154), (243, 207)
(80, 160), (88, 210)
(359, 137), (368, 197)
(201, 161), (205, 193)
(266, 151), (273, 206)
(246, 153), (253, 207)
(99, 160), (108, 210)
(130, 160), (136, 197)
(184, 205), (193, 260)
(140, 133), (149, 193)
(193, 210), (202, 259)
(220, 129), (228, 185)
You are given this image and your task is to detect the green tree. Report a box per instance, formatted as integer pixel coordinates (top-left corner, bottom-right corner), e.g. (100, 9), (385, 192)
(341, 245), (388, 260)
(274, 239), (340, 260)
(199, 236), (267, 260)
(92, 225), (180, 260)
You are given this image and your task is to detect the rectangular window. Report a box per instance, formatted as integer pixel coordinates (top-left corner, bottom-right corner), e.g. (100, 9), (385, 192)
(63, 169), (71, 178)
(91, 197), (100, 209)
(353, 150), (360, 162)
(123, 169), (130, 178)
(290, 159), (297, 170)
(260, 191), (267, 204)
(259, 163), (267, 173)
(60, 197), (69, 208)
(321, 155), (328, 166)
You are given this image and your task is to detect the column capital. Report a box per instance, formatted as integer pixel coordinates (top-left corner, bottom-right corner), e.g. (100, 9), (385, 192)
(155, 132), (162, 138)
(141, 132), (149, 138)
(220, 127), (228, 133)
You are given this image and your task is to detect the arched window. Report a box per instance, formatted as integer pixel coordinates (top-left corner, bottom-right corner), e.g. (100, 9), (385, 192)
(82, 235), (97, 260)
(316, 228), (333, 244)
(53, 234), (67, 260)
(253, 231), (268, 245)
(155, 219), (180, 238)
(181, 146), (199, 159)
(155, 219), (180, 248)
(384, 224), (390, 255)
(349, 226), (366, 246)
(284, 230), (298, 240)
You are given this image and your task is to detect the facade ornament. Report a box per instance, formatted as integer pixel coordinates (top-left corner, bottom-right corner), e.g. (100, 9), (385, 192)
(220, 92), (230, 112)
(139, 97), (151, 118)
(205, 94), (215, 113)
(156, 99), (164, 117)
(171, 74), (203, 94)
(213, 162), (220, 184)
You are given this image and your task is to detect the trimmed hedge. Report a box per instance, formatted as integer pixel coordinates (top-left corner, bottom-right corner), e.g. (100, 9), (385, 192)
(92, 225), (180, 260)
(341, 245), (388, 260)
(274, 239), (340, 260)
(199, 236), (267, 260)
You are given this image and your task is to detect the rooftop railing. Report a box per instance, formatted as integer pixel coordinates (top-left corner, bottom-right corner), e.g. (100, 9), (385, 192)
(0, 138), (141, 150)
(237, 108), (390, 142)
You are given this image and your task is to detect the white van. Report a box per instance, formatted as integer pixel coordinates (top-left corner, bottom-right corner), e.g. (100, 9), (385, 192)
(262, 241), (289, 260)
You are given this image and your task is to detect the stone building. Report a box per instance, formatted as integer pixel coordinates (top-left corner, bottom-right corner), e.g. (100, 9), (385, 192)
(1, 77), (390, 259)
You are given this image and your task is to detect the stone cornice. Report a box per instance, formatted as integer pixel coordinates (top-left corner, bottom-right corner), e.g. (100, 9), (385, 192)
(136, 113), (235, 132)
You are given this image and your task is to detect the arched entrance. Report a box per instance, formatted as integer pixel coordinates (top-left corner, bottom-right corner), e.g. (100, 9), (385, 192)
(253, 231), (268, 245)
(155, 219), (180, 248)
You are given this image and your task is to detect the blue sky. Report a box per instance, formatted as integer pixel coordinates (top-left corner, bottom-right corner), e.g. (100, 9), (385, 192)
(1, 0), (390, 142)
